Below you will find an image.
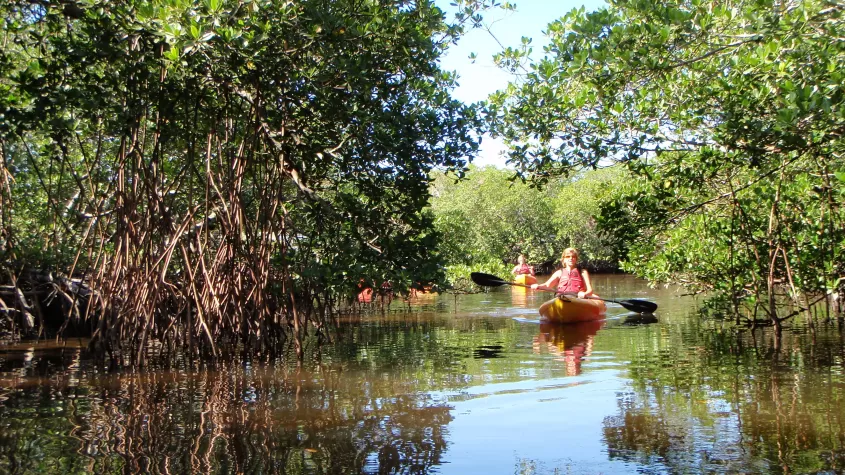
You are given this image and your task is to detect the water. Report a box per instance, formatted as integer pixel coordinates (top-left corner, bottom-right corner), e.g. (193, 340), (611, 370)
(1, 274), (845, 474)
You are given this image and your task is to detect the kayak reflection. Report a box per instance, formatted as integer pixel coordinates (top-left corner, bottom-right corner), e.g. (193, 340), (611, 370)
(533, 320), (604, 376)
(511, 286), (530, 308)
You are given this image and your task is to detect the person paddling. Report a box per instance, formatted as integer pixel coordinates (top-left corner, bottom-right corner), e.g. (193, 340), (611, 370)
(510, 254), (535, 277)
(531, 248), (594, 299)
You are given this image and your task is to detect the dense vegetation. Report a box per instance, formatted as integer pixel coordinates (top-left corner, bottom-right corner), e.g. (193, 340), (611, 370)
(487, 0), (845, 327)
(3, 0), (844, 360)
(428, 164), (624, 284)
(0, 0), (494, 362)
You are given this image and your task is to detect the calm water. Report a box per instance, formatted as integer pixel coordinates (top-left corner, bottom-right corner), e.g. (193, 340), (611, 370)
(2, 274), (845, 474)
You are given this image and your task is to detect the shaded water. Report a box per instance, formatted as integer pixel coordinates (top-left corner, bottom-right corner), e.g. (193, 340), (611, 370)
(2, 275), (845, 474)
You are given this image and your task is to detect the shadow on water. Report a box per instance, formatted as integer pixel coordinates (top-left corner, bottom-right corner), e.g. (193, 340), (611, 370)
(472, 345), (505, 359)
(620, 313), (659, 326)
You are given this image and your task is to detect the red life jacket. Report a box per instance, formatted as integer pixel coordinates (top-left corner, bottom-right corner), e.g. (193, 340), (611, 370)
(515, 264), (532, 275)
(557, 268), (585, 294)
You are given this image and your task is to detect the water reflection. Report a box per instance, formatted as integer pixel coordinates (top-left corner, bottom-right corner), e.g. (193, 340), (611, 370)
(2, 276), (845, 474)
(533, 321), (603, 375)
(0, 360), (453, 474)
(604, 321), (845, 474)
(510, 287), (530, 308)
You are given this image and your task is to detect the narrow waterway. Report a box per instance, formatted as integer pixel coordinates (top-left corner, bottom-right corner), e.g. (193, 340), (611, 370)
(1, 274), (844, 474)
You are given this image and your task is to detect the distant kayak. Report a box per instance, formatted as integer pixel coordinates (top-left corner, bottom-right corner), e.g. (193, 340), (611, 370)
(539, 295), (606, 323)
(513, 274), (537, 285)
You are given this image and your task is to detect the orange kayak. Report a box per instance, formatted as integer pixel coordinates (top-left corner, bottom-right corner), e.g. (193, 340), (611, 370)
(539, 295), (606, 323)
(513, 274), (537, 285)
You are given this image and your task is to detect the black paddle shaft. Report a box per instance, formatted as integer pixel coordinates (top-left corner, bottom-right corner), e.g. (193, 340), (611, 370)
(470, 272), (658, 314)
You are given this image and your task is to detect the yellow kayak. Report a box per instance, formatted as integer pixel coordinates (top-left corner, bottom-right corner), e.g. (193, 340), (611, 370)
(539, 295), (607, 323)
(513, 274), (537, 285)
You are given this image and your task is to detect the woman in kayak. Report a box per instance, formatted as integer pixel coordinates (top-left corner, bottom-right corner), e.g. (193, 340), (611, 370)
(511, 254), (535, 277)
(531, 248), (594, 299)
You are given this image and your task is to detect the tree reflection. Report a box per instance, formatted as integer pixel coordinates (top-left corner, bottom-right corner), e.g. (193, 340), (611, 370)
(0, 361), (452, 474)
(602, 325), (845, 473)
(602, 402), (681, 468)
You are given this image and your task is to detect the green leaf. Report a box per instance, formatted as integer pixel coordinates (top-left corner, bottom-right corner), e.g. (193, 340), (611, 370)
(165, 45), (180, 61)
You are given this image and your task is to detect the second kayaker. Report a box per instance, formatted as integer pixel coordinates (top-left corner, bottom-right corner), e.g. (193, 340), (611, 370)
(511, 254), (535, 277)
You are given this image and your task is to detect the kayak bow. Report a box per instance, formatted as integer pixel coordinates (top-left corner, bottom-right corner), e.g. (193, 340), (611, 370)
(539, 295), (607, 323)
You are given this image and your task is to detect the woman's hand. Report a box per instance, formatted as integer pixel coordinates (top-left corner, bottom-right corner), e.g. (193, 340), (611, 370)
(530, 284), (539, 290)
(577, 291), (586, 299)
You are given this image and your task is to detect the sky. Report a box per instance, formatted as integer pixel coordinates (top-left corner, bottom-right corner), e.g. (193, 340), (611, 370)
(435, 0), (607, 168)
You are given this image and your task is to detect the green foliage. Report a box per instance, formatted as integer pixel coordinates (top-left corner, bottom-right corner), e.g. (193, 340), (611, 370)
(429, 165), (625, 276)
(487, 0), (845, 319)
(444, 259), (510, 292)
(549, 166), (626, 264)
(430, 165), (556, 266)
(0, 0), (497, 350)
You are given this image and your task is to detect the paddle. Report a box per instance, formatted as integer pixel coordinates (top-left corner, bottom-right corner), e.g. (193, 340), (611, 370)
(470, 271), (658, 314)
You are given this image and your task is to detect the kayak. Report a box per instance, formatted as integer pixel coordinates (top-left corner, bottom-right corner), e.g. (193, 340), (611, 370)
(538, 295), (606, 323)
(513, 274), (537, 285)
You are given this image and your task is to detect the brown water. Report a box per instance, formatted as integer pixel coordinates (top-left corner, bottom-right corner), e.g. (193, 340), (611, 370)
(1, 274), (845, 474)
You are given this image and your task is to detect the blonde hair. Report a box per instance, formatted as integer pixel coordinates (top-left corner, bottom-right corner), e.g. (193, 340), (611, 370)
(561, 248), (579, 261)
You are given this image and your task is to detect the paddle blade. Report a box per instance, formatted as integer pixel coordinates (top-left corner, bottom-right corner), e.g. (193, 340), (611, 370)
(618, 299), (658, 314)
(470, 272), (509, 287)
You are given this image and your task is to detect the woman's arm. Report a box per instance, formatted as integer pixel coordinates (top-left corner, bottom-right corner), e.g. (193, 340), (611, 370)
(578, 269), (593, 298)
(531, 270), (561, 291)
